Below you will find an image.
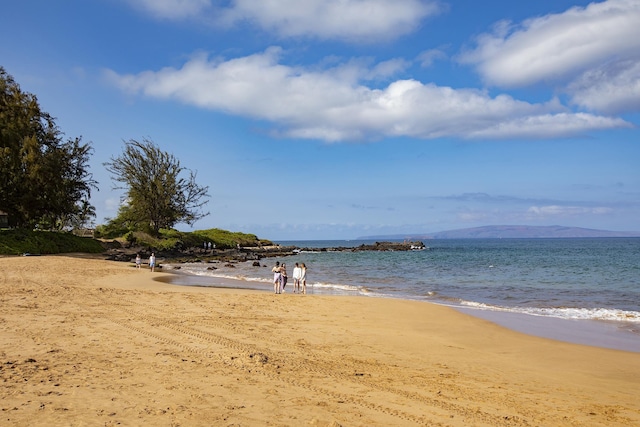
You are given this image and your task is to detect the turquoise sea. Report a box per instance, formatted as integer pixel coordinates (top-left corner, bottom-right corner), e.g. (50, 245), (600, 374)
(164, 238), (640, 351)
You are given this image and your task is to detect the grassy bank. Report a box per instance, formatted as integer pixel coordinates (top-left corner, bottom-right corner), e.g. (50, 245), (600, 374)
(0, 228), (274, 256)
(0, 229), (105, 255)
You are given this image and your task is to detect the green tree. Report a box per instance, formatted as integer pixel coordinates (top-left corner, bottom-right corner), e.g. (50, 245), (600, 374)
(104, 138), (209, 235)
(0, 67), (97, 229)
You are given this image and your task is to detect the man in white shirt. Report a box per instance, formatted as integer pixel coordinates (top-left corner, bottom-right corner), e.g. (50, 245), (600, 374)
(292, 263), (302, 293)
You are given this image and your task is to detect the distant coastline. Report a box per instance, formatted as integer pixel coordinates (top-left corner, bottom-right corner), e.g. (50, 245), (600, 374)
(360, 225), (640, 240)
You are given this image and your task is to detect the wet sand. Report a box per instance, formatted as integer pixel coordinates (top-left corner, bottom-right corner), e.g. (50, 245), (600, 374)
(456, 307), (640, 353)
(164, 268), (640, 353)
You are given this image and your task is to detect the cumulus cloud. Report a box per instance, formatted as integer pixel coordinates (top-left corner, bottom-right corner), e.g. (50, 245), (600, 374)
(567, 58), (640, 114)
(458, 0), (640, 88)
(127, 0), (441, 41)
(223, 0), (441, 41)
(463, 112), (630, 140)
(106, 48), (631, 142)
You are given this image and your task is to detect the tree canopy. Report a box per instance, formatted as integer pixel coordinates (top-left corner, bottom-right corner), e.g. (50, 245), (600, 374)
(104, 138), (209, 235)
(0, 67), (96, 229)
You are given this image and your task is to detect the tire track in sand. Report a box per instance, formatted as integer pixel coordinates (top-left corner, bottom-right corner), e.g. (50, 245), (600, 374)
(6, 268), (526, 427)
(87, 289), (528, 427)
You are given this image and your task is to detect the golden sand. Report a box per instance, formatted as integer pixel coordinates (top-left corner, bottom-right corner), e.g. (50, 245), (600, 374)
(1, 256), (638, 426)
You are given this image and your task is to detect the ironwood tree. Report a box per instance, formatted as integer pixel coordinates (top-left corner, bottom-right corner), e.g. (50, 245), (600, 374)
(0, 67), (97, 229)
(104, 138), (209, 235)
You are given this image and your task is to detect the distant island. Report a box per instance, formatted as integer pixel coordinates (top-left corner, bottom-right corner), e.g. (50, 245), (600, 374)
(360, 225), (640, 240)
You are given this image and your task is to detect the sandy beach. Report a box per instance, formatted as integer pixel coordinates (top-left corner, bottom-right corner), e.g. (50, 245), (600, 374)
(1, 256), (639, 426)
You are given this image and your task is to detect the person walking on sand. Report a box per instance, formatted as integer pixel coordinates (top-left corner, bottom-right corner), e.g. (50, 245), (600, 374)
(292, 262), (302, 293)
(149, 253), (156, 272)
(280, 263), (288, 293)
(135, 254), (141, 269)
(300, 263), (307, 294)
(272, 261), (282, 294)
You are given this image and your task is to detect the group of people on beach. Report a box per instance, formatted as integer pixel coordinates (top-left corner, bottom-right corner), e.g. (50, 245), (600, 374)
(272, 261), (307, 294)
(135, 253), (305, 294)
(135, 253), (156, 272)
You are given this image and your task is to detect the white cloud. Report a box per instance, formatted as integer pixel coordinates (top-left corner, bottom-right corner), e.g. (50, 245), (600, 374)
(417, 49), (447, 68)
(527, 205), (613, 218)
(227, 0), (441, 41)
(458, 0), (640, 88)
(127, 0), (441, 42)
(131, 0), (211, 20)
(568, 58), (640, 114)
(106, 48), (631, 142)
(463, 112), (630, 140)
(366, 58), (411, 80)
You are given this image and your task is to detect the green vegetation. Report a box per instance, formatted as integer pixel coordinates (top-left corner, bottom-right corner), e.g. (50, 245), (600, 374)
(1, 69), (264, 255)
(0, 229), (104, 255)
(103, 138), (209, 236)
(3, 70), (211, 237)
(0, 227), (273, 256)
(95, 227), (272, 251)
(0, 67), (97, 230)
(191, 228), (272, 249)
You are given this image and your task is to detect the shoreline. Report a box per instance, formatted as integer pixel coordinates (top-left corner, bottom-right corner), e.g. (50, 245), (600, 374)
(2, 255), (639, 426)
(160, 270), (640, 353)
(455, 306), (640, 353)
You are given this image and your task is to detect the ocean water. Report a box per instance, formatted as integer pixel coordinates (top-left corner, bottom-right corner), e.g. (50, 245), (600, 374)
(163, 238), (640, 349)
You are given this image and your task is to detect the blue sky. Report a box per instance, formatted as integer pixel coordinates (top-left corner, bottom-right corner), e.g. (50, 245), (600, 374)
(2, 0), (639, 240)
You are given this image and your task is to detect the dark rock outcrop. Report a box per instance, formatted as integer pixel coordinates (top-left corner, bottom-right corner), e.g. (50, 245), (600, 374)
(297, 241), (427, 253)
(103, 241), (425, 266)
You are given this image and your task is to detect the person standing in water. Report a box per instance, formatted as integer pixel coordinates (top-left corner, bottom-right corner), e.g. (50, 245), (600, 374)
(272, 261), (282, 294)
(292, 263), (302, 293)
(300, 263), (307, 294)
(280, 263), (288, 293)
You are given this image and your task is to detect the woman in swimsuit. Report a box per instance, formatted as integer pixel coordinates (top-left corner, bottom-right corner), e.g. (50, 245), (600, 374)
(272, 261), (282, 294)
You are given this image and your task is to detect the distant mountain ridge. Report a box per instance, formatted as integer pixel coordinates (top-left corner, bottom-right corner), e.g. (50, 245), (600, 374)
(360, 225), (640, 240)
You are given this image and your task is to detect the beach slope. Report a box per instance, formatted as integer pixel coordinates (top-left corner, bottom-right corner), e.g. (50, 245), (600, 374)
(1, 256), (638, 426)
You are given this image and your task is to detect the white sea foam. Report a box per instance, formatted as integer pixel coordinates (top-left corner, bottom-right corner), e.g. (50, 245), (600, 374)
(310, 281), (366, 295)
(460, 301), (640, 323)
(166, 263), (271, 284)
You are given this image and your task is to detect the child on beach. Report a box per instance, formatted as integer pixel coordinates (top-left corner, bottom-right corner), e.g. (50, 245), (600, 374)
(135, 254), (141, 269)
